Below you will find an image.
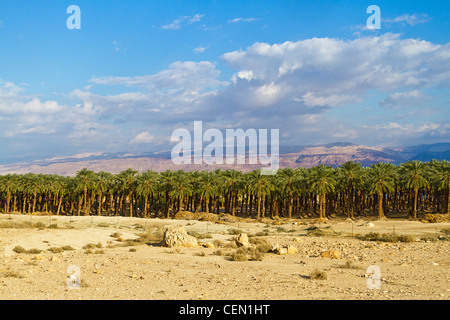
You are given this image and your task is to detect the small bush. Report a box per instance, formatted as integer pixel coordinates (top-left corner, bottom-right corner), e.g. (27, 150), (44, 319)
(228, 228), (241, 235)
(231, 251), (247, 262)
(33, 222), (46, 229)
(47, 246), (75, 253)
(12, 246), (43, 254)
(306, 226), (337, 237)
(249, 238), (272, 253)
(310, 269), (328, 280)
(338, 260), (362, 269)
(83, 243), (102, 249)
(97, 222), (110, 228)
(357, 232), (415, 243)
(27, 248), (43, 254)
(250, 249), (264, 261)
(13, 246), (27, 254)
(1, 271), (24, 279)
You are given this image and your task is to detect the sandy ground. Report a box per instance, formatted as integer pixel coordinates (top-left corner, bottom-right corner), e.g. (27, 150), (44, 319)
(0, 213), (449, 300)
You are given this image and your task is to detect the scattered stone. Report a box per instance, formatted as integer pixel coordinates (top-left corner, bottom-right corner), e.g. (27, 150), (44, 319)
(161, 225), (199, 248)
(271, 245), (288, 255)
(271, 244), (298, 255)
(203, 242), (215, 249)
(33, 254), (45, 261)
(320, 250), (340, 259)
(235, 233), (249, 247)
(286, 245), (298, 254)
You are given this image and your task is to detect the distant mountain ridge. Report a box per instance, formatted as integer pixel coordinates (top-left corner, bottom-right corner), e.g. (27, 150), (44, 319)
(0, 142), (448, 176)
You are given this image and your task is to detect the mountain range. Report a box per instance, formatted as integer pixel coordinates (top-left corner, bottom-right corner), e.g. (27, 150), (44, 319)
(0, 142), (448, 176)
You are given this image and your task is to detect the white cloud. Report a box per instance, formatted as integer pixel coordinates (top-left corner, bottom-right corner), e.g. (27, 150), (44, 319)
(228, 17), (260, 23)
(302, 92), (361, 108)
(130, 131), (155, 144)
(384, 13), (431, 26)
(380, 90), (430, 109)
(193, 46), (207, 54)
(162, 14), (204, 30)
(90, 61), (228, 92)
(222, 34), (450, 105)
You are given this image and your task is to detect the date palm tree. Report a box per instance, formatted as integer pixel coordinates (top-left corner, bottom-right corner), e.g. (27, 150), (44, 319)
(430, 160), (450, 214)
(399, 161), (430, 219)
(160, 170), (176, 218)
(338, 161), (363, 220)
(198, 171), (220, 214)
(276, 168), (303, 219)
(75, 169), (96, 216)
(136, 170), (159, 218)
(247, 170), (274, 220)
(117, 169), (138, 217)
(223, 169), (243, 216)
(367, 163), (396, 220)
(171, 170), (193, 214)
(308, 164), (337, 222)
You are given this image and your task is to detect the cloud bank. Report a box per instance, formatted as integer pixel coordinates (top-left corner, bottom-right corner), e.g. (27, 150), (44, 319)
(1, 33), (449, 161)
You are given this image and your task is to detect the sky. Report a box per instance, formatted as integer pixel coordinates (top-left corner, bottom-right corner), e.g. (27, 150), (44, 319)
(0, 0), (449, 163)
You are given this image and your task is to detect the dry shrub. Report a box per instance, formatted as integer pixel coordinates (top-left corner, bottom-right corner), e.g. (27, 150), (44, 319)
(231, 251), (247, 262)
(422, 213), (450, 223)
(357, 232), (415, 243)
(310, 269), (328, 280)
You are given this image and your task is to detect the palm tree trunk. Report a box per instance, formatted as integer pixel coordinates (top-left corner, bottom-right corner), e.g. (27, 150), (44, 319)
(377, 192), (385, 219)
(129, 192), (133, 218)
(288, 191), (293, 219)
(5, 190), (11, 213)
(32, 190), (37, 214)
(446, 188), (450, 214)
(83, 187), (88, 216)
(98, 193), (102, 216)
(56, 195), (63, 215)
(144, 195), (149, 218)
(413, 188), (418, 219)
(318, 193), (324, 222)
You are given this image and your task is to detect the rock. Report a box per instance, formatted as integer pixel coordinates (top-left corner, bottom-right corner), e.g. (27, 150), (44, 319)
(286, 245), (298, 254)
(320, 250), (340, 259)
(271, 244), (297, 255)
(203, 242), (215, 249)
(161, 225), (199, 248)
(271, 245), (288, 255)
(33, 254), (44, 261)
(235, 233), (249, 247)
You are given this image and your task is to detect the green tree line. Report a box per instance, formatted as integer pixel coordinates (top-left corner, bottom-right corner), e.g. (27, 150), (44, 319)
(0, 160), (449, 221)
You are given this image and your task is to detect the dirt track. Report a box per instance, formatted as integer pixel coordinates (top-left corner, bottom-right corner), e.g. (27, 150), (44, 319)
(0, 214), (449, 300)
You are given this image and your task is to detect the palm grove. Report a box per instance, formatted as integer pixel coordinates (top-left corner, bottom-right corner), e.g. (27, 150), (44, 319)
(0, 160), (449, 222)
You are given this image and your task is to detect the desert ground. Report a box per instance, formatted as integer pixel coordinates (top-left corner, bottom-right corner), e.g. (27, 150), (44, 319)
(0, 213), (448, 300)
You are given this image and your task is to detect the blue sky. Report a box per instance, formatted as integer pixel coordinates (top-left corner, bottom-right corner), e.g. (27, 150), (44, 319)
(0, 0), (449, 163)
